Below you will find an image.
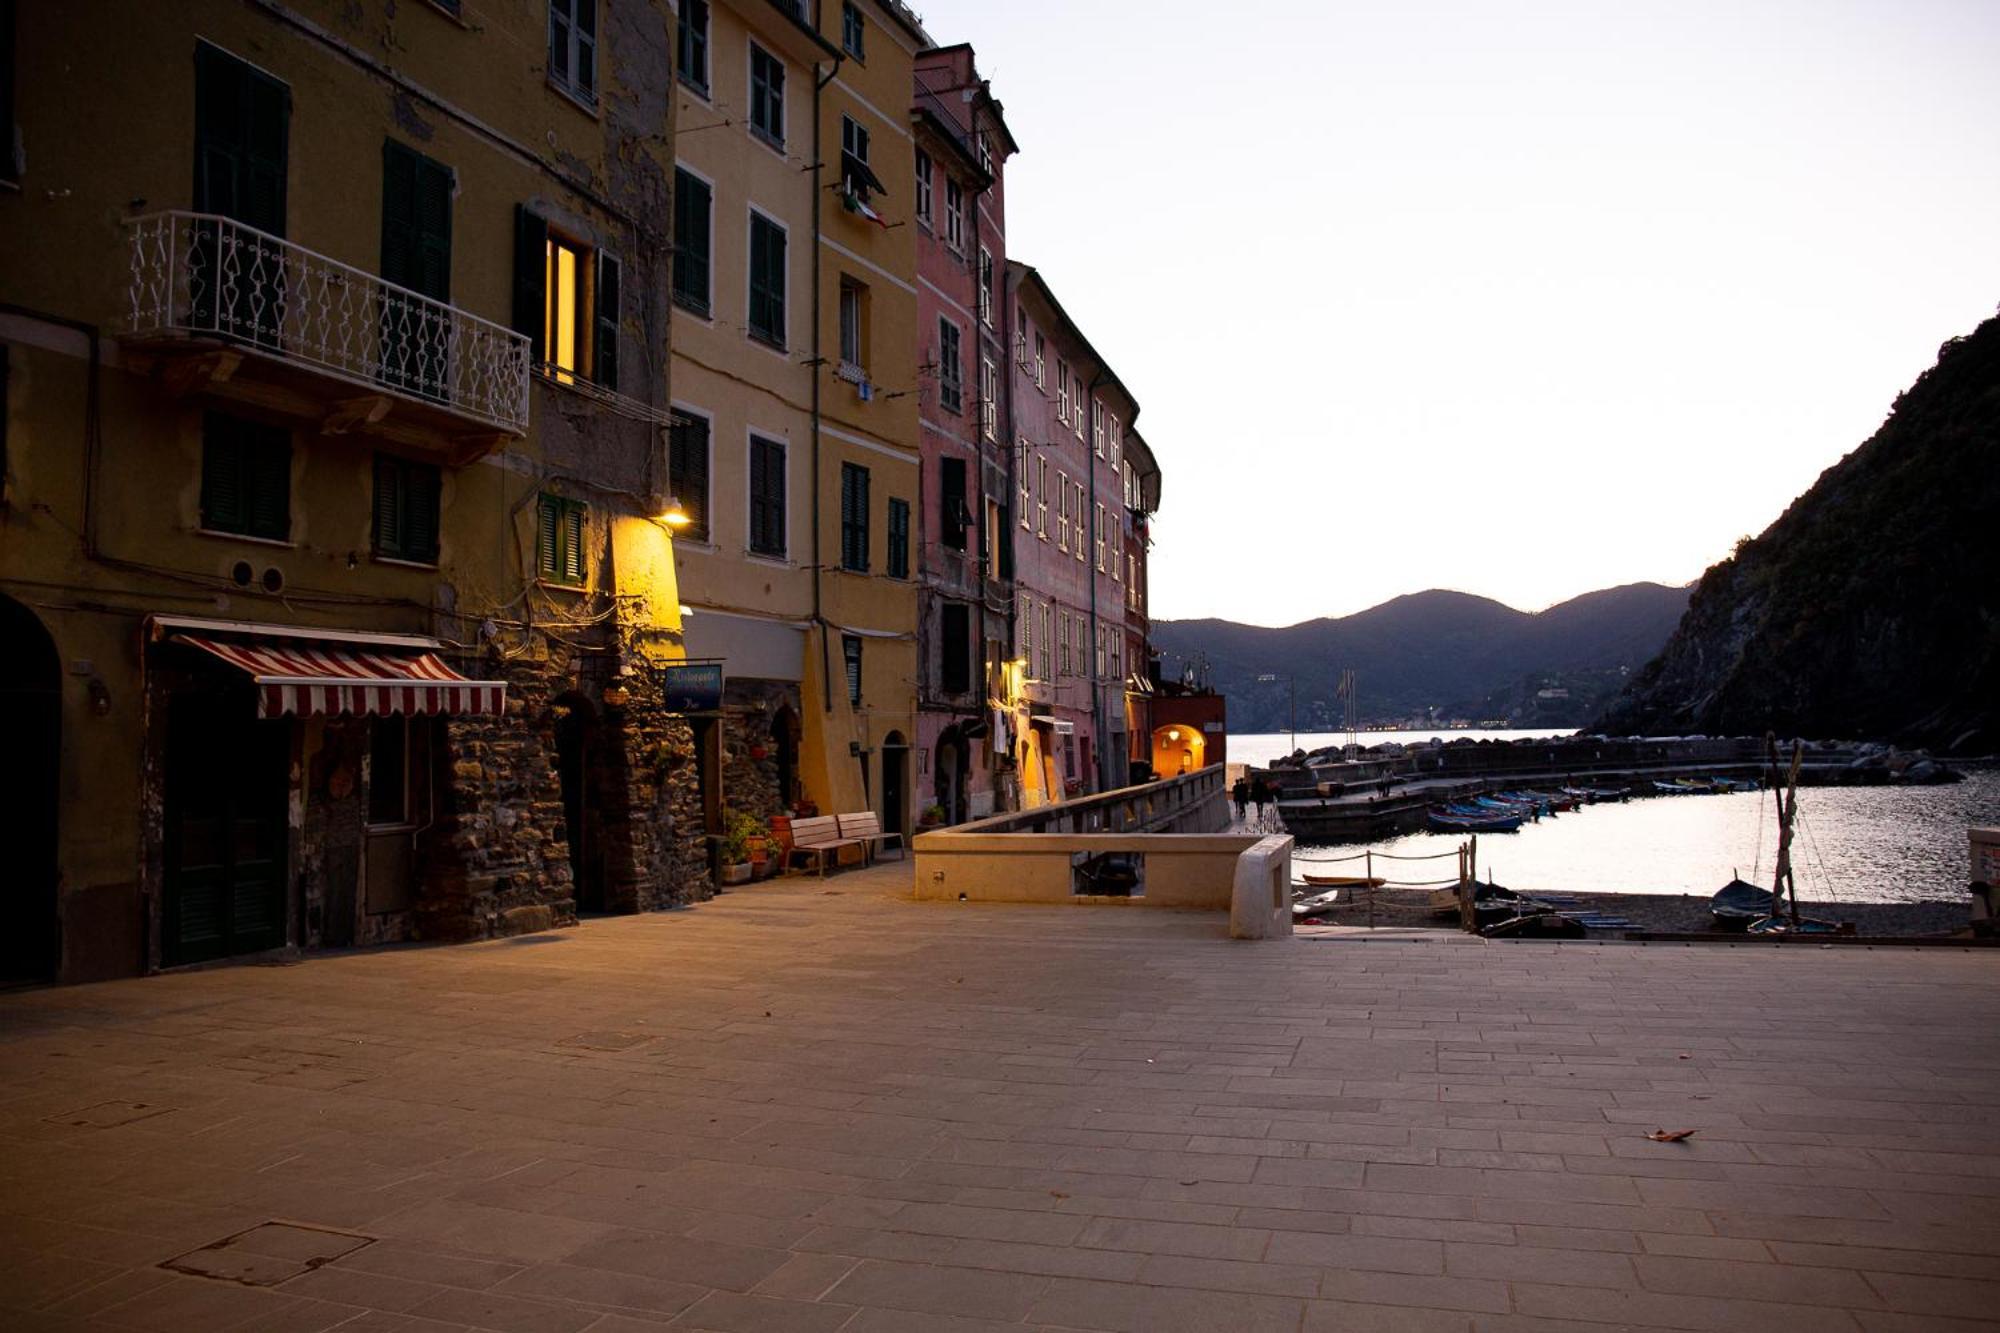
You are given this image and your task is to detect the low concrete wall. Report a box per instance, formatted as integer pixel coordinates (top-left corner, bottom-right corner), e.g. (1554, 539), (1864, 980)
(947, 767), (1229, 836)
(1230, 835), (1295, 939)
(912, 832), (1264, 908)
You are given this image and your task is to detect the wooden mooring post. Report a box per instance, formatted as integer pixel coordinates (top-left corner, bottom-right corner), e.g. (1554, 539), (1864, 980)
(1366, 850), (1375, 930)
(1457, 838), (1475, 932)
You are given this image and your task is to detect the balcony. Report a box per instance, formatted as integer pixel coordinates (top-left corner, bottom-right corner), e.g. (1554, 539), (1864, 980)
(124, 211), (530, 457)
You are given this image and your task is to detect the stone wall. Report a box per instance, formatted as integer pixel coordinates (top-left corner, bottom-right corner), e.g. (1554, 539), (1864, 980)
(721, 679), (801, 822)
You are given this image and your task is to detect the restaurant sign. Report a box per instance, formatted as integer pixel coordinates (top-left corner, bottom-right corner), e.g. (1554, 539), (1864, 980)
(661, 662), (724, 713)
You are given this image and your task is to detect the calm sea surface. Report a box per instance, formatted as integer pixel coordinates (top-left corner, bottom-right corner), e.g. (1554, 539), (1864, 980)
(1231, 731), (2000, 903)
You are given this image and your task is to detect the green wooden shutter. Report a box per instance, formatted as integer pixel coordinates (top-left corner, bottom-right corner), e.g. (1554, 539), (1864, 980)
(243, 58), (289, 237)
(373, 454), (402, 556)
(674, 170), (711, 312)
(414, 154), (453, 302)
(247, 427), (290, 541)
(408, 464), (440, 563)
(201, 415), (246, 533)
(513, 205), (548, 360)
(381, 142), (418, 290)
(562, 503), (586, 583)
(594, 250), (619, 391)
(670, 416), (708, 540)
(536, 493), (560, 576)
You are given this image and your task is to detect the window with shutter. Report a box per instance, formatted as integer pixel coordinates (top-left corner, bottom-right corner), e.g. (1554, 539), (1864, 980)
(194, 42), (289, 236)
(511, 206), (548, 361)
(748, 435), (787, 557)
(940, 456), (968, 552)
(678, 0), (710, 95)
(842, 635), (863, 705)
(380, 140), (453, 400)
(840, 462), (870, 572)
(373, 454), (441, 564)
(548, 0), (596, 104)
(749, 44), (785, 149)
(941, 603), (971, 695)
(537, 493), (587, 584)
(748, 212), (787, 348)
(913, 149), (931, 225)
(937, 319), (961, 413)
(886, 498), (910, 579)
(594, 250), (619, 391)
(673, 169), (711, 315)
(669, 412), (710, 542)
(200, 412), (289, 541)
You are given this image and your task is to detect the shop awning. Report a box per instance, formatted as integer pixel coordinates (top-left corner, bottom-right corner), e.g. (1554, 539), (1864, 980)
(1030, 714), (1075, 735)
(172, 632), (507, 719)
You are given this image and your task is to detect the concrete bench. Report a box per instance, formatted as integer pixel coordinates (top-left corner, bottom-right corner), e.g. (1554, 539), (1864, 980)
(1231, 834), (1295, 939)
(783, 815), (864, 877)
(836, 811), (904, 862)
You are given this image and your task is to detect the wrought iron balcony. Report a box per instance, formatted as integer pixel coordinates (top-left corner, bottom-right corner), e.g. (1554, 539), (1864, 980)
(125, 211), (531, 441)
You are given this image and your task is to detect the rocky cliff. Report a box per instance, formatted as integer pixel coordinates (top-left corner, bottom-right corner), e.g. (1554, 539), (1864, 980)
(1593, 310), (2000, 754)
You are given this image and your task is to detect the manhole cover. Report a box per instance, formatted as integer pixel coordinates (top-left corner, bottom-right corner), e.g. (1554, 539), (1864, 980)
(46, 1101), (173, 1129)
(163, 1222), (374, 1287)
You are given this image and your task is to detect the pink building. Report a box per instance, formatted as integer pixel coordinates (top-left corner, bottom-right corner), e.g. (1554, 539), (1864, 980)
(1004, 263), (1157, 803)
(911, 46), (1018, 823)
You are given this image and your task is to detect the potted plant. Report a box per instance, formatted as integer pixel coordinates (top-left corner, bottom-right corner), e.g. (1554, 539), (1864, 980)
(718, 808), (761, 885)
(918, 803), (946, 829)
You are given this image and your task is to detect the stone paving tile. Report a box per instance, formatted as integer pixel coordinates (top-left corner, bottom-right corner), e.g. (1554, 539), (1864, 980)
(0, 865), (1996, 1331)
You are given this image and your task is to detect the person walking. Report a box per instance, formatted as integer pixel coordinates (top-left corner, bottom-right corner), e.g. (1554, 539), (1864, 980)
(1231, 776), (1250, 821)
(1250, 775), (1272, 820)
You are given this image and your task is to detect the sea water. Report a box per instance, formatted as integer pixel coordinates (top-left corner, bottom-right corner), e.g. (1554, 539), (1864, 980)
(1230, 731), (2000, 903)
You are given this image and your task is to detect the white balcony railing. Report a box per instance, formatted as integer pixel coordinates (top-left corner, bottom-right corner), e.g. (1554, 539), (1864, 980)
(126, 211), (531, 435)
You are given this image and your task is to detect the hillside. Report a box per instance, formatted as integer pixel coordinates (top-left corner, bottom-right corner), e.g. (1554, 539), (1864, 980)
(1593, 311), (2000, 754)
(1152, 582), (1689, 733)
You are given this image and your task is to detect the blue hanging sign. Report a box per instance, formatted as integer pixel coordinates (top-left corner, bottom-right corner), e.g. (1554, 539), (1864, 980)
(661, 662), (724, 713)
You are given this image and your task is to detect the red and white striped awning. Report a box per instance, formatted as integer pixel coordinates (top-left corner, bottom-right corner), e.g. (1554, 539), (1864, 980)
(175, 633), (507, 718)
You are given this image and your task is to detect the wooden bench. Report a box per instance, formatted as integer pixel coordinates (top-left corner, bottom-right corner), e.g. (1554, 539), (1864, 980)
(836, 811), (904, 863)
(782, 815), (864, 877)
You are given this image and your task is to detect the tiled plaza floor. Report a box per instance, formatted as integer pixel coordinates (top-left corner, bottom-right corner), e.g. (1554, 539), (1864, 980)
(2, 864), (1998, 1331)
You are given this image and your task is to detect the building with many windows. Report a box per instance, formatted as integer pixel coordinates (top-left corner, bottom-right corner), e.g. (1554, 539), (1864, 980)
(1004, 261), (1160, 804)
(0, 0), (702, 981)
(910, 43), (1017, 824)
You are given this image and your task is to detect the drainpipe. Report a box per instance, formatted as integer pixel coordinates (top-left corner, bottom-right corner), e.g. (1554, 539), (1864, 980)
(1087, 369), (1110, 794)
(812, 50), (845, 714)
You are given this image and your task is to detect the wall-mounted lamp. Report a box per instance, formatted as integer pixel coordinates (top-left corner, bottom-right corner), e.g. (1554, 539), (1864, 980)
(1168, 728), (1181, 742)
(657, 499), (693, 529)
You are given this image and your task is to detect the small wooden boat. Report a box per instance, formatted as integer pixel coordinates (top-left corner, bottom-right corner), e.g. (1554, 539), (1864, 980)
(1746, 914), (1840, 936)
(1290, 889), (1341, 918)
(1429, 810), (1522, 833)
(1710, 879), (1774, 929)
(1301, 873), (1385, 888)
(1481, 910), (1586, 940)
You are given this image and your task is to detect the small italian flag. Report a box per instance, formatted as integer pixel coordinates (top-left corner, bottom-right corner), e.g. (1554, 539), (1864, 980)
(842, 186), (890, 229)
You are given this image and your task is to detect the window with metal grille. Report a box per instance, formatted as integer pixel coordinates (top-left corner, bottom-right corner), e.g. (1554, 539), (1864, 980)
(840, 462), (870, 572)
(537, 494), (587, 584)
(669, 412), (710, 542)
(673, 168), (711, 315)
(937, 318), (962, 413)
(749, 44), (785, 149)
(941, 603), (972, 695)
(200, 412), (290, 541)
(842, 634), (863, 705)
(749, 211), (787, 348)
(373, 453), (441, 564)
(749, 434), (787, 557)
(678, 0), (710, 95)
(548, 0), (597, 104)
(841, 1), (865, 57)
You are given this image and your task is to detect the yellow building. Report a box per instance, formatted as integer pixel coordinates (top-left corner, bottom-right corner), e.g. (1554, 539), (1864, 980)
(811, 1), (926, 835)
(666, 0), (924, 835)
(0, 0), (704, 983)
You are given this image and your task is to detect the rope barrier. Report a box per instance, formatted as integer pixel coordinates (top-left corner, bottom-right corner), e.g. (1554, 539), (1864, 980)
(1297, 848), (1461, 863)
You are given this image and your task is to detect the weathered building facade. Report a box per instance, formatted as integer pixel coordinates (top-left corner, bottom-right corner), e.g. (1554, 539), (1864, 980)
(0, 0), (705, 982)
(910, 43), (1017, 824)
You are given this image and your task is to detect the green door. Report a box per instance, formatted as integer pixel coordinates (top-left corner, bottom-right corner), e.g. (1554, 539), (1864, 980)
(162, 689), (290, 966)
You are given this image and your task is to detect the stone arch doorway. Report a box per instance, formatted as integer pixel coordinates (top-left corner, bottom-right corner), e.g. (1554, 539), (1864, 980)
(880, 730), (909, 837)
(552, 694), (608, 914)
(934, 726), (970, 826)
(1152, 723), (1205, 777)
(0, 595), (60, 983)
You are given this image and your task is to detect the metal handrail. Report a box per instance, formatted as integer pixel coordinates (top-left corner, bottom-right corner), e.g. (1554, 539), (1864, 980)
(125, 210), (532, 434)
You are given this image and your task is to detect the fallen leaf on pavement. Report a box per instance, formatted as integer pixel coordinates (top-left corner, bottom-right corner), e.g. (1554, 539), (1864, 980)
(1647, 1129), (1697, 1143)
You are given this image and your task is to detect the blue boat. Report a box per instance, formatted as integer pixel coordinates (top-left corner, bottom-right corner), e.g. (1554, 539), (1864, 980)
(1428, 809), (1522, 833)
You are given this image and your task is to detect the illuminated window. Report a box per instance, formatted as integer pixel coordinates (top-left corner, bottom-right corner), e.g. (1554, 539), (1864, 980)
(515, 207), (618, 389)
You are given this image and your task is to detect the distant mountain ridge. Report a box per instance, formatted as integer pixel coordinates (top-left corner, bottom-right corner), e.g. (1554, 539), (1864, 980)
(1594, 310), (2000, 753)
(1153, 582), (1690, 733)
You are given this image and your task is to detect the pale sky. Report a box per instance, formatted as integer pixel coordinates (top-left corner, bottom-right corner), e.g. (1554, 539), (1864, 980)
(914, 0), (2000, 625)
